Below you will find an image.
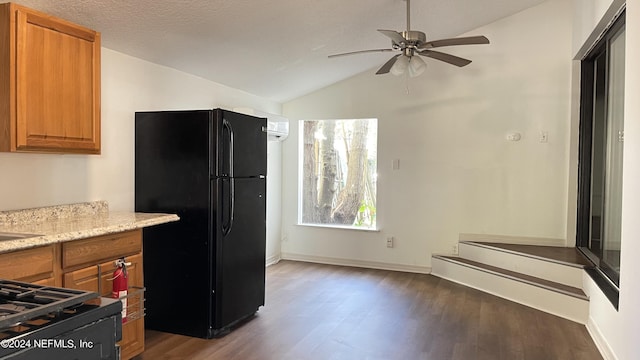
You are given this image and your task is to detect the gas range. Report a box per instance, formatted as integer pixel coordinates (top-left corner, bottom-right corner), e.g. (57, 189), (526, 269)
(0, 280), (122, 360)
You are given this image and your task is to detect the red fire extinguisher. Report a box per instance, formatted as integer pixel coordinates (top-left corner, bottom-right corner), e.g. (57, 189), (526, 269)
(112, 258), (130, 323)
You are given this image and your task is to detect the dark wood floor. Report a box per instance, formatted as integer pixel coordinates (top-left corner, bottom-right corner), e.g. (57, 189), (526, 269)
(139, 260), (602, 360)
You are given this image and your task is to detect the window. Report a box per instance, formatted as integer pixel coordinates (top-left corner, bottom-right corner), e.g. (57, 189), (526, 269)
(299, 118), (378, 229)
(577, 11), (625, 307)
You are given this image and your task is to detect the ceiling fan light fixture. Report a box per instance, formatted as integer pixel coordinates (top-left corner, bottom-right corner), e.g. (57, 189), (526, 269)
(390, 55), (409, 76)
(408, 56), (426, 77)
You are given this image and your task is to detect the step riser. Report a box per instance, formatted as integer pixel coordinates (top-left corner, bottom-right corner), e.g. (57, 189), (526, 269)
(459, 242), (584, 288)
(431, 256), (589, 324)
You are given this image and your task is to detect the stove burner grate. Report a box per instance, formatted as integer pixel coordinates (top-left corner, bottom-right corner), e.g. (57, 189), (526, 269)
(0, 280), (99, 330)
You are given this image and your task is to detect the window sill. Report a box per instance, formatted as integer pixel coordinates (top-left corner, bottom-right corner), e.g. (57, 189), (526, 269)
(296, 223), (380, 232)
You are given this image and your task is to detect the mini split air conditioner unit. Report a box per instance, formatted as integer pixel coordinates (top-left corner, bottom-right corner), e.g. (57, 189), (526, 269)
(265, 119), (289, 141)
(233, 108), (289, 141)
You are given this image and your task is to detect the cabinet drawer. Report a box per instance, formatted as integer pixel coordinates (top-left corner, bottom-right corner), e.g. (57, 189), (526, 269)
(0, 245), (54, 280)
(62, 230), (142, 269)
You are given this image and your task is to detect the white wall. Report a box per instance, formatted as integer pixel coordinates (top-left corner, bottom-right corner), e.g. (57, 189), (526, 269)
(0, 48), (283, 262)
(266, 141), (283, 265)
(281, 0), (573, 271)
(575, 0), (640, 359)
(572, 0), (615, 56)
(619, 2), (640, 357)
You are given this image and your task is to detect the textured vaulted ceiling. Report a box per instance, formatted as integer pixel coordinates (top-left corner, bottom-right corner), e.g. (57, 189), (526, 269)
(13, 0), (545, 102)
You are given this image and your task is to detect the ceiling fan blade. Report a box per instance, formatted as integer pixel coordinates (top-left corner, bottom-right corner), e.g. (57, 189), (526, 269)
(328, 48), (394, 58)
(419, 35), (489, 49)
(377, 29), (406, 44)
(418, 50), (472, 67)
(376, 54), (401, 74)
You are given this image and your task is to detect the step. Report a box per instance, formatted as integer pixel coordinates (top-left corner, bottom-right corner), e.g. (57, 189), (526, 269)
(459, 241), (586, 288)
(431, 255), (589, 324)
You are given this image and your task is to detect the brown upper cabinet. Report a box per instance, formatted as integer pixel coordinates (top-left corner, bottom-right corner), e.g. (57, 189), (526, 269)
(0, 3), (101, 154)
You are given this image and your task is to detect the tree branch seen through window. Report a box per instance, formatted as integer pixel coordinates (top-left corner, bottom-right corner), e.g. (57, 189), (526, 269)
(300, 118), (377, 229)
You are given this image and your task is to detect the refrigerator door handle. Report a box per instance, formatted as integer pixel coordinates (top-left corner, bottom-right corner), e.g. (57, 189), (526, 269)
(222, 119), (235, 177)
(228, 179), (235, 234)
(222, 178), (235, 236)
(222, 118), (235, 236)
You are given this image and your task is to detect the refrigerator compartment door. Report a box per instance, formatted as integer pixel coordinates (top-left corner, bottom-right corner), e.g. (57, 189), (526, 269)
(215, 110), (267, 178)
(214, 177), (266, 330)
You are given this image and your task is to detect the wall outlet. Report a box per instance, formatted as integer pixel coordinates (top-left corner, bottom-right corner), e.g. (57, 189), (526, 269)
(452, 244), (458, 254)
(386, 237), (394, 248)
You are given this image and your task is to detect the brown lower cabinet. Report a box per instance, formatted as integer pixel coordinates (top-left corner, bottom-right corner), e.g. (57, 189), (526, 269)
(64, 253), (144, 360)
(0, 230), (145, 360)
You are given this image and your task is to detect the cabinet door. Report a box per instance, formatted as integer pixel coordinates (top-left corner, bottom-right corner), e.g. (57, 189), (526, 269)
(99, 254), (144, 360)
(15, 8), (100, 153)
(63, 253), (144, 360)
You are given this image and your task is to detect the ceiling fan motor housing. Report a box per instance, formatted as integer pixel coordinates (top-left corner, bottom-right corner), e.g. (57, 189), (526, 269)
(401, 31), (427, 44)
(397, 31), (426, 57)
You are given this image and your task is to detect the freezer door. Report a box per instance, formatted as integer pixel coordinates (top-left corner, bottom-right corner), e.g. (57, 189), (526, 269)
(213, 177), (266, 330)
(215, 109), (267, 178)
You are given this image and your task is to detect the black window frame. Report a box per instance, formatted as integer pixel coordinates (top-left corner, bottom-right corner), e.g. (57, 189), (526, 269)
(576, 11), (625, 309)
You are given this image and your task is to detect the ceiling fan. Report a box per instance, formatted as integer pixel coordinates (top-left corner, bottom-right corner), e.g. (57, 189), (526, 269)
(328, 0), (490, 77)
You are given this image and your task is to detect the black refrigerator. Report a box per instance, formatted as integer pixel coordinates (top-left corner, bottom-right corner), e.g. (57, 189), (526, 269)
(134, 109), (266, 338)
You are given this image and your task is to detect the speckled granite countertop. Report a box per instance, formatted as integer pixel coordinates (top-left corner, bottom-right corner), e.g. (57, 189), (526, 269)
(0, 201), (179, 253)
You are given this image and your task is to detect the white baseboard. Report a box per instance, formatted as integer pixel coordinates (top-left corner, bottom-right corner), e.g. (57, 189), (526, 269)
(266, 254), (281, 267)
(280, 252), (431, 274)
(459, 233), (566, 247)
(586, 317), (617, 360)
